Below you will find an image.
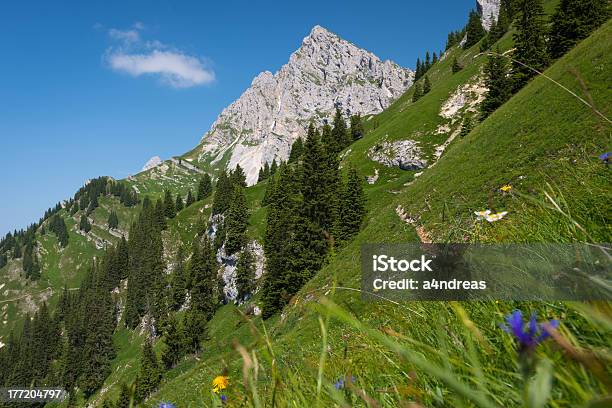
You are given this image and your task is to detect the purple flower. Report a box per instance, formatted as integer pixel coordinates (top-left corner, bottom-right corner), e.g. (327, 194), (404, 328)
(599, 152), (610, 162)
(158, 403), (176, 408)
(220, 394), (227, 403)
(501, 310), (559, 351)
(334, 375), (356, 390)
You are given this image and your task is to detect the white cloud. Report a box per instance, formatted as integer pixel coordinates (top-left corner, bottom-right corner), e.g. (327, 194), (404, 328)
(108, 28), (141, 44)
(108, 50), (215, 88)
(104, 23), (214, 88)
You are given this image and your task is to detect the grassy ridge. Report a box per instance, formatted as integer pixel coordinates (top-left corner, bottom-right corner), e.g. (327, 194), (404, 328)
(142, 19), (612, 408)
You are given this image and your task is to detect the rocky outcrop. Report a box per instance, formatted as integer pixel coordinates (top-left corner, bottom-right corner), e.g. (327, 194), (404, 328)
(477, 0), (501, 30)
(196, 25), (413, 185)
(141, 156), (162, 171)
(368, 139), (427, 170)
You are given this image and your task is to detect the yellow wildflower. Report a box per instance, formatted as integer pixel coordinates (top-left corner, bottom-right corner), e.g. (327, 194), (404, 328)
(500, 184), (512, 193)
(212, 375), (229, 393)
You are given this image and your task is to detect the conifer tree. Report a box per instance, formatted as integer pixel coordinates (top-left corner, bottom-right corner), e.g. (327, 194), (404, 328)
(349, 114), (365, 141)
(415, 58), (422, 80)
(108, 211), (119, 230)
(452, 56), (463, 73)
(236, 247), (255, 302)
(511, 0), (548, 91)
(459, 116), (474, 138)
(261, 163), (299, 318)
(79, 214), (92, 233)
(289, 137), (304, 162)
(13, 240), (22, 258)
(270, 160), (278, 176)
(154, 198), (167, 231)
(164, 189), (176, 219)
(230, 164), (247, 188)
(197, 174), (213, 201)
(224, 185), (249, 255)
(170, 246), (187, 310)
(481, 47), (512, 118)
(212, 170), (232, 215)
(115, 383), (135, 408)
(425, 51), (431, 70)
(432, 52), (438, 64)
(189, 236), (218, 321)
(186, 189), (195, 207)
(175, 194), (184, 213)
(135, 339), (161, 401)
(49, 214), (69, 247)
(423, 75), (432, 94)
(480, 34), (490, 52)
(162, 313), (185, 368)
(412, 82), (423, 102)
(331, 107), (350, 152)
(548, 0), (610, 59)
(465, 10), (486, 48)
(336, 167), (367, 242)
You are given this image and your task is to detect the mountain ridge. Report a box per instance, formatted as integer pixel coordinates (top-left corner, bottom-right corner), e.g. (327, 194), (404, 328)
(190, 25), (414, 184)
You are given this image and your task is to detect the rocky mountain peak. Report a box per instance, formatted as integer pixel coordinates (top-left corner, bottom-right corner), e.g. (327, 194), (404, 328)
(195, 25), (413, 185)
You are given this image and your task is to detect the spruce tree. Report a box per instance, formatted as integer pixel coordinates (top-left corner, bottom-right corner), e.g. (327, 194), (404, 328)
(115, 383), (134, 408)
(459, 116), (474, 138)
(135, 339), (161, 401)
(511, 0), (548, 91)
(425, 51), (431, 70)
(79, 214), (92, 233)
(415, 58), (422, 80)
(452, 56), (463, 73)
(336, 167), (367, 242)
(289, 137), (304, 162)
(186, 189), (195, 207)
(423, 75), (432, 94)
(224, 185), (249, 255)
(236, 247), (255, 302)
(261, 163), (299, 318)
(230, 164), (247, 188)
(465, 10), (486, 48)
(481, 47), (512, 118)
(270, 160), (278, 176)
(170, 246), (187, 310)
(331, 107), (350, 152)
(412, 82), (423, 102)
(164, 189), (176, 219)
(189, 236), (218, 321)
(175, 194), (184, 213)
(162, 313), (185, 369)
(197, 174), (213, 201)
(108, 211), (119, 230)
(212, 170), (232, 215)
(432, 52), (438, 64)
(548, 0), (610, 59)
(349, 114), (365, 141)
(154, 198), (167, 231)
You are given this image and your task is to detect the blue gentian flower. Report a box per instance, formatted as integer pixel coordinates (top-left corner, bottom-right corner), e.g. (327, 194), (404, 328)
(599, 152), (610, 161)
(334, 375), (356, 390)
(501, 310), (559, 350)
(220, 394), (227, 403)
(158, 402), (176, 408)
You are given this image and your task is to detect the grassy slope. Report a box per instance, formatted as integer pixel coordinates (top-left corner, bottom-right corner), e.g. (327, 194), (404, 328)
(143, 20), (612, 408)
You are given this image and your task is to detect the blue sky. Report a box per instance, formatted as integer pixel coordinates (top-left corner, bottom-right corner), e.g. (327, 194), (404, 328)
(0, 0), (475, 236)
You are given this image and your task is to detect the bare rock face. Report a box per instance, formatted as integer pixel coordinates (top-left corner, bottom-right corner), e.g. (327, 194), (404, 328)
(477, 0), (501, 30)
(141, 156), (162, 172)
(196, 25), (414, 185)
(368, 139), (427, 170)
